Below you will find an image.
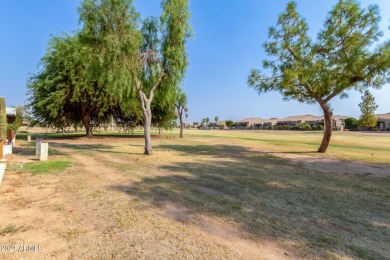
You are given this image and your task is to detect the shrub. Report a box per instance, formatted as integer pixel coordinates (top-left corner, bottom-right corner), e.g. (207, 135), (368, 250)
(344, 117), (358, 130)
(225, 120), (234, 128)
(298, 122), (311, 131)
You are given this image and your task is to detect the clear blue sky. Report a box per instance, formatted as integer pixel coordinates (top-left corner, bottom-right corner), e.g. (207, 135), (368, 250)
(0, 0), (389, 123)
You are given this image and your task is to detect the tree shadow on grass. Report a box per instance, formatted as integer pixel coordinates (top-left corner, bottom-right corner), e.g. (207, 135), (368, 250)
(111, 143), (390, 259)
(17, 133), (148, 141)
(12, 145), (66, 157)
(57, 143), (144, 155)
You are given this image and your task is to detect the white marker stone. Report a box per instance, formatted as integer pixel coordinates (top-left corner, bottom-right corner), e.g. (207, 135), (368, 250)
(40, 143), (49, 161)
(0, 159), (6, 186)
(36, 138), (43, 157)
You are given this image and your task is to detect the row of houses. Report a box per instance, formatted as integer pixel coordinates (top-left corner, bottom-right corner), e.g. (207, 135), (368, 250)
(232, 114), (347, 130)
(213, 113), (390, 131)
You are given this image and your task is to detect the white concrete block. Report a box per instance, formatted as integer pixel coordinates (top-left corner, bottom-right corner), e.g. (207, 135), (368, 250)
(36, 138), (43, 157)
(27, 135), (32, 142)
(0, 160), (6, 187)
(40, 143), (49, 161)
(3, 144), (12, 156)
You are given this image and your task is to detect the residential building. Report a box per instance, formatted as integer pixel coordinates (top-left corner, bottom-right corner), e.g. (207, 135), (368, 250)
(233, 114), (347, 130)
(6, 107), (16, 124)
(234, 118), (263, 129)
(375, 113), (390, 131)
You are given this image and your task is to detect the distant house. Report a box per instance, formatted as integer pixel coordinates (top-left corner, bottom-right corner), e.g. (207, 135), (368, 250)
(275, 114), (346, 130)
(276, 114), (318, 127)
(332, 115), (347, 130)
(208, 120), (227, 128)
(234, 118), (263, 129)
(253, 118), (278, 129)
(375, 113), (390, 131)
(233, 114), (347, 130)
(6, 107), (16, 124)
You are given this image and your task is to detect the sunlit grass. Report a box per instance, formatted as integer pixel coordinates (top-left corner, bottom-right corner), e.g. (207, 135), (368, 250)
(182, 129), (390, 163)
(24, 160), (72, 175)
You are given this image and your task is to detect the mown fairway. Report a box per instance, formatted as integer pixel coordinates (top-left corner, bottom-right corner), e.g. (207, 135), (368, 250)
(183, 129), (390, 163)
(1, 130), (389, 259)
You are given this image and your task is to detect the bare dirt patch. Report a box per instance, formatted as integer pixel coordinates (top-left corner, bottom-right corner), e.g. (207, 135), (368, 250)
(1, 137), (294, 259)
(2, 134), (389, 259)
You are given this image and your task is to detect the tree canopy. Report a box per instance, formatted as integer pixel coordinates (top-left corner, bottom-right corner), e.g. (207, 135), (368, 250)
(27, 34), (131, 136)
(27, 0), (190, 147)
(344, 117), (358, 130)
(225, 120), (234, 128)
(248, 0), (390, 152)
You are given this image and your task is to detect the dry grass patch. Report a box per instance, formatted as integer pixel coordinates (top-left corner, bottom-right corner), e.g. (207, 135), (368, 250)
(2, 132), (389, 259)
(105, 138), (389, 259)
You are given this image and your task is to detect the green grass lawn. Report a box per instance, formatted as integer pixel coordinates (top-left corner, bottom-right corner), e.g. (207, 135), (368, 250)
(23, 160), (72, 175)
(181, 129), (390, 163)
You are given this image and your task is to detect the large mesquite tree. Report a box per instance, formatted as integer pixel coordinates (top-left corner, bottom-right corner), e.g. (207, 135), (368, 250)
(248, 0), (389, 153)
(80, 0), (190, 155)
(27, 35), (123, 137)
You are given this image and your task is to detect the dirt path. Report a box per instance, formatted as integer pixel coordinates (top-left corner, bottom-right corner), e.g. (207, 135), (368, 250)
(54, 140), (294, 259)
(1, 138), (293, 259)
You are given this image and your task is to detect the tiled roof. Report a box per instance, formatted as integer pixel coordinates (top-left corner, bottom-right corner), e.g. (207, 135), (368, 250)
(376, 113), (390, 119)
(235, 117), (263, 124)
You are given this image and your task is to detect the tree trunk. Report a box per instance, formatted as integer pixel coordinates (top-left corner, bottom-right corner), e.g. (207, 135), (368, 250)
(177, 106), (184, 138)
(179, 112), (184, 138)
(82, 114), (93, 138)
(143, 111), (152, 155)
(138, 88), (153, 155)
(317, 100), (333, 153)
(136, 74), (165, 155)
(180, 121), (184, 138)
